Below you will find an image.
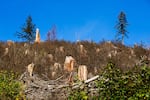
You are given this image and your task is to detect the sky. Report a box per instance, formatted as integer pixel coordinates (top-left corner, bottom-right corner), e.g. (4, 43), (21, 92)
(0, 0), (150, 46)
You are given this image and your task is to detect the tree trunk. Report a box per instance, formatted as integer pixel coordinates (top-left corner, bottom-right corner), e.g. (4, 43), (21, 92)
(78, 65), (88, 81)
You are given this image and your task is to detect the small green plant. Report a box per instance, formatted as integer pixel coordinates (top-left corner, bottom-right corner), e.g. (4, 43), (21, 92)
(0, 71), (26, 100)
(68, 88), (88, 100)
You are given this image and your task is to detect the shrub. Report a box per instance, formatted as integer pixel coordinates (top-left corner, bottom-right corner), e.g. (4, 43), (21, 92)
(68, 62), (150, 100)
(96, 63), (150, 100)
(0, 71), (25, 100)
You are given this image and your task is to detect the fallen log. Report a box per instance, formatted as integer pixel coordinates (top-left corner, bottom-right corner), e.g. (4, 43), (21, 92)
(85, 75), (99, 83)
(71, 75), (100, 89)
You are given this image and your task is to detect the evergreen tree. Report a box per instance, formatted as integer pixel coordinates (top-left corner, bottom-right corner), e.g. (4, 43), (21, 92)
(115, 11), (128, 44)
(16, 16), (36, 42)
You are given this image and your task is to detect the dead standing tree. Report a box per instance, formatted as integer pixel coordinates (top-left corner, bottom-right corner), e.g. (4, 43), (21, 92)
(35, 28), (41, 43)
(46, 25), (56, 41)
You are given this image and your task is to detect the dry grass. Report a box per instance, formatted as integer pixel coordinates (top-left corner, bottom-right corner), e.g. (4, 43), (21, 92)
(0, 40), (149, 79)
